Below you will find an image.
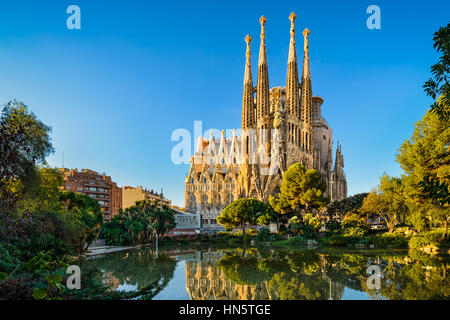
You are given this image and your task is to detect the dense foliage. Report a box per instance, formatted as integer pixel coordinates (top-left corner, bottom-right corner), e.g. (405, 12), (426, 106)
(327, 193), (368, 219)
(0, 101), (168, 300)
(217, 198), (272, 236)
(269, 164), (328, 216)
(101, 200), (175, 246)
(0, 102), (53, 208)
(215, 248), (449, 300)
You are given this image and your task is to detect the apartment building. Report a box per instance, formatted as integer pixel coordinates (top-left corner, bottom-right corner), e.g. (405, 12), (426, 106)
(59, 168), (122, 220)
(122, 186), (171, 209)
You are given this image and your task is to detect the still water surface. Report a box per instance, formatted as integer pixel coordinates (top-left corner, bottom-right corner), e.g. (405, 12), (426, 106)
(83, 246), (449, 300)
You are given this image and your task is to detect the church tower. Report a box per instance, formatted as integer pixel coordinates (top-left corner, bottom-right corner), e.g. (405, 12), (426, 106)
(285, 12), (302, 152)
(301, 28), (314, 156)
(286, 12), (300, 120)
(257, 16), (270, 122)
(241, 34), (255, 131)
(256, 15), (271, 165)
(240, 34), (257, 197)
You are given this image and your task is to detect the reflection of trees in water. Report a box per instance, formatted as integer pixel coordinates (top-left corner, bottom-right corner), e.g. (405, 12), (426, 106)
(185, 248), (449, 300)
(373, 250), (449, 300)
(84, 248), (176, 299)
(186, 248), (344, 300)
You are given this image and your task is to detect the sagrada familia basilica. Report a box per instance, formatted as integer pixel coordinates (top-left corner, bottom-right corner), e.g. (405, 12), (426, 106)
(185, 13), (347, 228)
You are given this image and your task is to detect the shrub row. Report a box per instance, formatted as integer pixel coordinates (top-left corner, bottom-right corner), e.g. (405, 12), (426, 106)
(408, 230), (449, 249)
(319, 233), (409, 249)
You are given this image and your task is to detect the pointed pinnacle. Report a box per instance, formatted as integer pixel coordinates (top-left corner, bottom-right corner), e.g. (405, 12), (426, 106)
(259, 16), (267, 39)
(289, 12), (296, 23)
(259, 15), (267, 26)
(303, 28), (310, 38)
(289, 12), (297, 37)
(245, 34), (252, 44)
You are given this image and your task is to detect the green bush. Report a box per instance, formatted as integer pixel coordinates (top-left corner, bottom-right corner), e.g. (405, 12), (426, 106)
(288, 215), (320, 239)
(285, 235), (307, 246)
(325, 220), (341, 233)
(341, 214), (371, 237)
(18, 210), (91, 257)
(409, 230), (449, 249)
(231, 229), (258, 237)
(268, 233), (283, 242)
(256, 228), (270, 242)
(320, 235), (347, 246)
(319, 232), (409, 248)
(372, 233), (409, 248)
(100, 221), (130, 246)
(0, 243), (16, 273)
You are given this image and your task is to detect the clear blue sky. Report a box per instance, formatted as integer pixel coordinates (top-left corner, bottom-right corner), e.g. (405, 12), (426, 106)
(0, 0), (448, 206)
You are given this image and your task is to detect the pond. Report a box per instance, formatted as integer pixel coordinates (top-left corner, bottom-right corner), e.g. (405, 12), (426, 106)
(81, 246), (450, 300)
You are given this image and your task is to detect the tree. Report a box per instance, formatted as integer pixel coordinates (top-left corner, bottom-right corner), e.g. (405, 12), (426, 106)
(424, 23), (450, 123)
(420, 23), (450, 206)
(379, 175), (408, 226)
(340, 213), (371, 237)
(255, 202), (277, 226)
(288, 213), (322, 238)
(396, 110), (449, 238)
(101, 200), (175, 246)
(17, 167), (63, 213)
(269, 163), (328, 218)
(327, 193), (368, 220)
(59, 191), (104, 252)
(217, 198), (268, 236)
(0, 101), (54, 213)
(134, 200), (176, 238)
(268, 194), (293, 229)
(360, 175), (407, 233)
(217, 253), (269, 285)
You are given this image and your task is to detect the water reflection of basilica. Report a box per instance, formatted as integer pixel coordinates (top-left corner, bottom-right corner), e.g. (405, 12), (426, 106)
(86, 247), (449, 300)
(185, 250), (345, 300)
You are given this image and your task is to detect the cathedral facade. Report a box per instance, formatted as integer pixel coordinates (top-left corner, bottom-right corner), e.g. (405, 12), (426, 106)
(185, 13), (347, 229)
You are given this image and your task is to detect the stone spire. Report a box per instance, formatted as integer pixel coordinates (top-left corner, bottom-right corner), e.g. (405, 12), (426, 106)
(333, 141), (347, 200)
(257, 16), (270, 121)
(242, 34), (255, 131)
(286, 12), (300, 119)
(301, 27), (313, 153)
(244, 35), (252, 84)
(258, 16), (267, 65)
(334, 141), (342, 170)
